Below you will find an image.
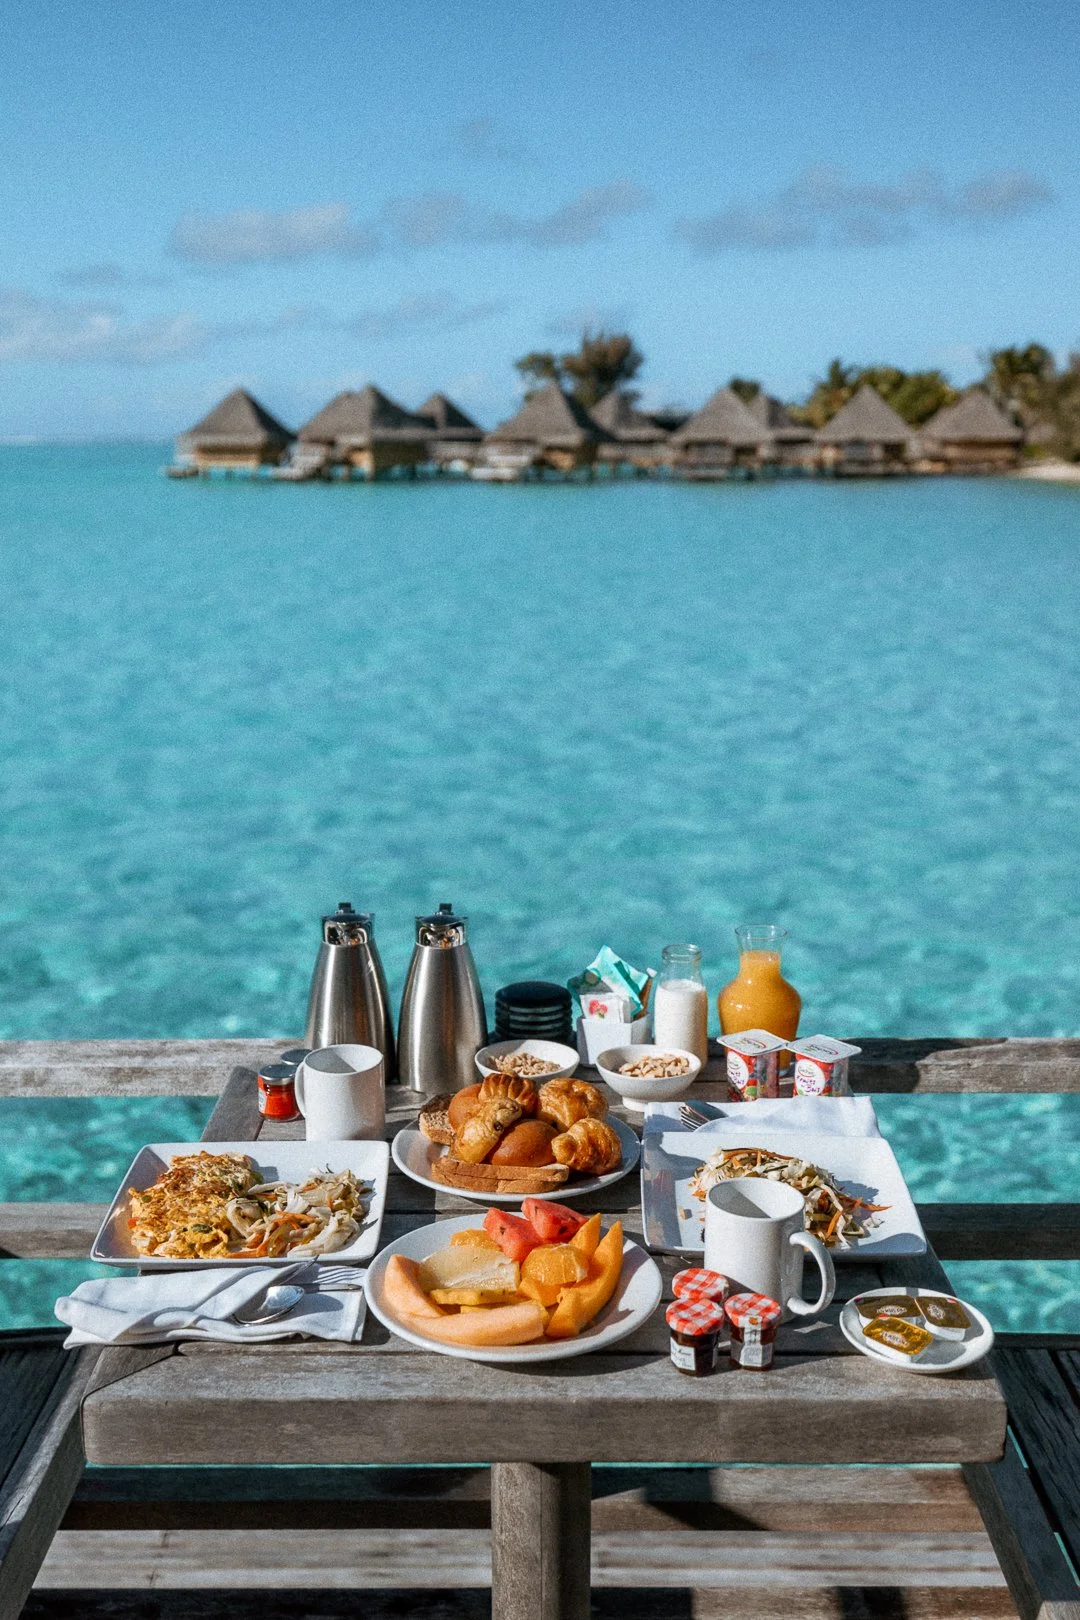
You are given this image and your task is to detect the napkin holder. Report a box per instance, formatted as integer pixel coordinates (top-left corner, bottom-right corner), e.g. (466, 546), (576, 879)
(577, 1013), (650, 1066)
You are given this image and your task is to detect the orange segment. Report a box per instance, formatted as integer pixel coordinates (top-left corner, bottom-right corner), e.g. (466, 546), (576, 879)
(450, 1229), (501, 1251)
(519, 1242), (589, 1306)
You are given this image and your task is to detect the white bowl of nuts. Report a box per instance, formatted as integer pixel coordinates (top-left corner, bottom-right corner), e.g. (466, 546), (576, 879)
(474, 1039), (580, 1082)
(594, 1045), (702, 1112)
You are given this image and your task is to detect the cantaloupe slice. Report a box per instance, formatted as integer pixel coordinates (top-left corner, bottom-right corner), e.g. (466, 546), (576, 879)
(570, 1212), (602, 1260)
(383, 1254), (446, 1319)
(400, 1300), (547, 1347)
(544, 1222), (623, 1339)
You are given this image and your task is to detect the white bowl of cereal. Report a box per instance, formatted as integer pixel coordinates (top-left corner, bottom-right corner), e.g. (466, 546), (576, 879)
(475, 1039), (580, 1083)
(595, 1045), (702, 1112)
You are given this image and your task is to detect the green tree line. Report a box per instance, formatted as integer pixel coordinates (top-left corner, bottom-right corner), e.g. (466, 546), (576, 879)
(516, 332), (1080, 459)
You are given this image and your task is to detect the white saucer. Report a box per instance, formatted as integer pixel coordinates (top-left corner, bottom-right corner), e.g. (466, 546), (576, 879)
(365, 1213), (662, 1363)
(840, 1287), (994, 1375)
(392, 1115), (640, 1205)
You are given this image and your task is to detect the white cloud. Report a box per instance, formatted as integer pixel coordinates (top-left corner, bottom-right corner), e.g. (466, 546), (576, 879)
(678, 165), (1052, 254)
(344, 292), (507, 341)
(169, 202), (379, 264)
(0, 289), (210, 364)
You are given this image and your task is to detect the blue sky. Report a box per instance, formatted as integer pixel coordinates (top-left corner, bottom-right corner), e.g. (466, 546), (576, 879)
(2, 0), (1078, 438)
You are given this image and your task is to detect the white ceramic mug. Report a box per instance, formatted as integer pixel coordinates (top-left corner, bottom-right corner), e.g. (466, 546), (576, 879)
(704, 1177), (836, 1323)
(294, 1044), (385, 1141)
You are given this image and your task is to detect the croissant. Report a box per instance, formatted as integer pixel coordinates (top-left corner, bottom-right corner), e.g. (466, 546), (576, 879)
(478, 1073), (538, 1116)
(551, 1117), (622, 1175)
(452, 1099), (522, 1164)
(537, 1078), (607, 1132)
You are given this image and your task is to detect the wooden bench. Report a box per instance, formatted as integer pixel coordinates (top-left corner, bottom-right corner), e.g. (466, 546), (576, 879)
(1, 1036), (1079, 1620)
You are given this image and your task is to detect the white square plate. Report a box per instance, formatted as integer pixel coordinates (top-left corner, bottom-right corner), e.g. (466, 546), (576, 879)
(91, 1140), (390, 1269)
(641, 1124), (926, 1258)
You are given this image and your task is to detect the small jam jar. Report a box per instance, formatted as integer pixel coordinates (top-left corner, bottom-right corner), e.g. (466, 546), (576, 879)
(672, 1268), (730, 1308)
(726, 1292), (782, 1370)
(257, 1062), (300, 1121)
(666, 1298), (725, 1377)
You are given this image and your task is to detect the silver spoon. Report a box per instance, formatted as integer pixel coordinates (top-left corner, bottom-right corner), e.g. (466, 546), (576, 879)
(231, 1284), (304, 1325)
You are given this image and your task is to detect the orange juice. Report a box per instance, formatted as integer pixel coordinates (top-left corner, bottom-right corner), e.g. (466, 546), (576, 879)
(718, 927), (801, 1045)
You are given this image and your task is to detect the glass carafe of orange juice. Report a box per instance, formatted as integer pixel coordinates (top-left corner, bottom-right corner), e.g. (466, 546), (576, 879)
(718, 925), (801, 1044)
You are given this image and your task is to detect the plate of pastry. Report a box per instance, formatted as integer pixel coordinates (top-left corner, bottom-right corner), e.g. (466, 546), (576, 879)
(365, 1208), (662, 1363)
(392, 1074), (640, 1204)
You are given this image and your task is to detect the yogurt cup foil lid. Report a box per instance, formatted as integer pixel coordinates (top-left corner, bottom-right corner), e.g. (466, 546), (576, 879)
(717, 1030), (784, 1056)
(793, 1035), (861, 1062)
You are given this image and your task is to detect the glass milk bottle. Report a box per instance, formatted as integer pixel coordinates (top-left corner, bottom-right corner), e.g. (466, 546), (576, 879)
(652, 944), (710, 1067)
(718, 924), (801, 1044)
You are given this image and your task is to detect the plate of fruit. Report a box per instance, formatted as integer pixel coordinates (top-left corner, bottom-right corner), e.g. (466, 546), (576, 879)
(394, 1074), (639, 1204)
(365, 1199), (662, 1363)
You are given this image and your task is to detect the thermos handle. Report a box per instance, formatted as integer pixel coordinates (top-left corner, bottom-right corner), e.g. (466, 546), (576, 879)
(293, 1065), (307, 1118)
(786, 1230), (836, 1316)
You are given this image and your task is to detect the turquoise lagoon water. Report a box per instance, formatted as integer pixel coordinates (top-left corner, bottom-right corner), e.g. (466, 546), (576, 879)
(1, 445), (1078, 1328)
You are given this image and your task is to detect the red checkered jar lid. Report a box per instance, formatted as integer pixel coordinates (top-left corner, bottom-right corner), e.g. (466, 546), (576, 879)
(666, 1298), (726, 1337)
(672, 1268), (730, 1304)
(724, 1292), (782, 1328)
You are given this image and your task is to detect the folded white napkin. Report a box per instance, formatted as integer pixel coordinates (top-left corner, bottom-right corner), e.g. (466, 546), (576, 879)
(55, 1262), (366, 1347)
(644, 1095), (882, 1138)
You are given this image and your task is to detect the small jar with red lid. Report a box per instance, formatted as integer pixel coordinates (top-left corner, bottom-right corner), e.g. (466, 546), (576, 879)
(257, 1062), (300, 1122)
(725, 1292), (782, 1370)
(666, 1298), (725, 1377)
(672, 1267), (730, 1307)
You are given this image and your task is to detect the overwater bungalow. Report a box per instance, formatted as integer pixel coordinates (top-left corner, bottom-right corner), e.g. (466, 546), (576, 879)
(670, 387), (767, 477)
(815, 384), (913, 473)
(916, 389), (1024, 473)
(744, 392), (817, 469)
(591, 390), (671, 470)
(417, 393), (485, 471)
(295, 386), (432, 479)
(173, 389), (293, 475)
(476, 382), (606, 477)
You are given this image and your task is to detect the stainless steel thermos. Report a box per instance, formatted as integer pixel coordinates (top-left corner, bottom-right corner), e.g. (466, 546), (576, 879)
(397, 902), (487, 1093)
(303, 902), (396, 1081)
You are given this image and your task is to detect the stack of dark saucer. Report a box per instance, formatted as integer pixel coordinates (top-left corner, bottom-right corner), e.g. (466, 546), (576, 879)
(494, 981), (573, 1045)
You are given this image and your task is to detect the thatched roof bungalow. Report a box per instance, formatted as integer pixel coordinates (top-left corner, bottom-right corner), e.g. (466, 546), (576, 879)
(176, 389), (293, 472)
(591, 390), (671, 468)
(744, 393), (816, 467)
(480, 383), (606, 474)
(297, 386), (432, 477)
(418, 393), (484, 468)
(815, 385), (912, 471)
(670, 387), (767, 476)
(916, 389), (1023, 471)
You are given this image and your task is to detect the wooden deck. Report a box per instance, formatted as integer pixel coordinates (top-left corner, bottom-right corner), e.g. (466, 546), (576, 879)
(0, 1036), (1077, 1620)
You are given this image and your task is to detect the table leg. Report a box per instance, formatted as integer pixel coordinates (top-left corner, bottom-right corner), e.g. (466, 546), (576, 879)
(490, 1461), (591, 1620)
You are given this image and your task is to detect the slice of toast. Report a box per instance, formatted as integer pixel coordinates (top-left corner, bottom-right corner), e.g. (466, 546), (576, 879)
(430, 1153), (569, 1195)
(417, 1094), (455, 1146)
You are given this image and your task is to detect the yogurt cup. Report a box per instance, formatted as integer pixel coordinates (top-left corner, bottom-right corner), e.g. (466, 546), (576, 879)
(792, 1035), (861, 1097)
(717, 1030), (784, 1101)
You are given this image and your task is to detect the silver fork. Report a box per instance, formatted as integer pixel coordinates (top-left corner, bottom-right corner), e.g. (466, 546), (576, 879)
(679, 1102), (722, 1131)
(310, 1264), (367, 1291)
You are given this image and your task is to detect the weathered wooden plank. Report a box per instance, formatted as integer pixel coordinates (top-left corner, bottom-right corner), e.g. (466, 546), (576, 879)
(992, 1351), (1080, 1573)
(31, 1525), (1007, 1591)
(80, 1342), (1007, 1467)
(200, 1066), (261, 1142)
(61, 1461), (986, 1534)
(920, 1206), (1080, 1261)
(492, 1462), (591, 1620)
(0, 1348), (96, 1620)
(1, 1035), (1076, 1098)
(15, 1585), (1026, 1620)
(0, 1342), (71, 1486)
(0, 1040), (295, 1098)
(0, 1205), (111, 1260)
(965, 1435), (1080, 1620)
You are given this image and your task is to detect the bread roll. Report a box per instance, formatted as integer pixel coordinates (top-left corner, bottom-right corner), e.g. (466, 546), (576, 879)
(448, 1083), (483, 1133)
(489, 1119), (558, 1167)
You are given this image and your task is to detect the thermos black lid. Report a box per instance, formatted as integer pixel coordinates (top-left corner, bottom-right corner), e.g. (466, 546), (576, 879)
(416, 901), (467, 929)
(321, 900), (373, 928)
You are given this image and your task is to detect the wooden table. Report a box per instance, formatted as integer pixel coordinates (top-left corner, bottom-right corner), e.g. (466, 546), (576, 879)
(74, 1061), (1007, 1620)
